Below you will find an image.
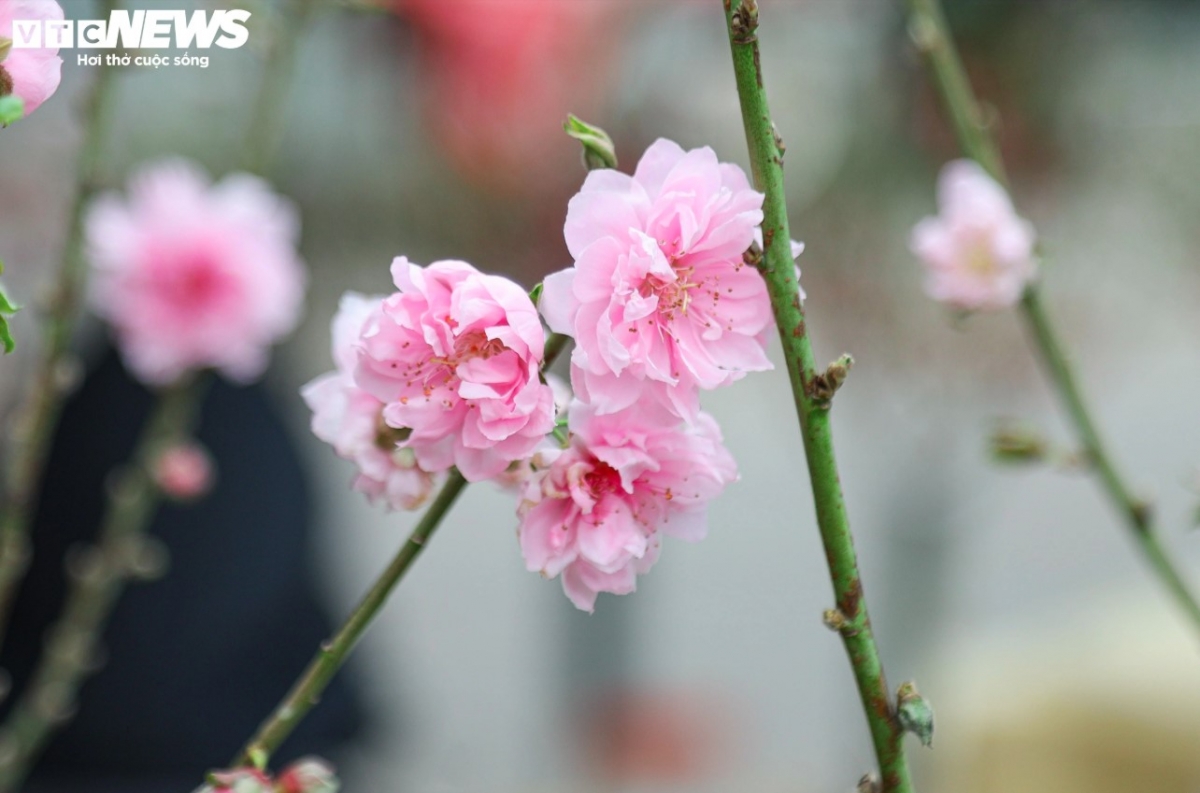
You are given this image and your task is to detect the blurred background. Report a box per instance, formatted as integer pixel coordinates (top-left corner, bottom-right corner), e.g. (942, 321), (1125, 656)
(3, 0), (1200, 791)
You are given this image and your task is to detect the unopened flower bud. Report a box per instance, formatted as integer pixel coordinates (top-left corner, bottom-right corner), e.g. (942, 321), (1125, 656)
(896, 681), (934, 748)
(277, 757), (340, 793)
(564, 114), (617, 171)
(152, 443), (214, 501)
(193, 768), (273, 793)
(989, 423), (1046, 464)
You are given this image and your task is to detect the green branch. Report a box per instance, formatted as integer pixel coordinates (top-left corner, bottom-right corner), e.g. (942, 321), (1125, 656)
(0, 0), (120, 653)
(0, 382), (205, 793)
(231, 333), (571, 769)
(905, 0), (1200, 635)
(235, 469), (468, 768)
(722, 2), (915, 790)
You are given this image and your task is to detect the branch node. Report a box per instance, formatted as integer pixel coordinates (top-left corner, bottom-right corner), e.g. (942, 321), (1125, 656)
(730, 0), (759, 45)
(808, 354), (854, 407)
(857, 772), (881, 793)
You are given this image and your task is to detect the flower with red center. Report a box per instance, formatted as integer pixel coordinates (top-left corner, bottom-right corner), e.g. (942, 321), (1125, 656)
(303, 292), (437, 511)
(0, 0), (64, 119)
(910, 159), (1037, 311)
(540, 138), (773, 418)
(518, 400), (737, 612)
(86, 159), (306, 385)
(354, 257), (555, 483)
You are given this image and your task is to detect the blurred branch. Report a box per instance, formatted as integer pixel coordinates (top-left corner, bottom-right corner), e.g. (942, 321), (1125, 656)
(0, 4), (323, 786)
(0, 0), (121, 655)
(242, 0), (319, 176)
(722, 2), (916, 791)
(0, 381), (205, 793)
(905, 0), (1200, 633)
(230, 333), (571, 769)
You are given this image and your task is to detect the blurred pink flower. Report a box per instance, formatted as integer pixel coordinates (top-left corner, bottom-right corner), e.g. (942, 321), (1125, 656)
(541, 139), (772, 419)
(192, 768), (273, 793)
(355, 258), (555, 483)
(0, 0), (64, 117)
(302, 292), (436, 511)
(277, 757), (339, 793)
(394, 0), (619, 191)
(910, 159), (1036, 311)
(518, 400), (737, 612)
(86, 160), (306, 385)
(152, 442), (214, 501)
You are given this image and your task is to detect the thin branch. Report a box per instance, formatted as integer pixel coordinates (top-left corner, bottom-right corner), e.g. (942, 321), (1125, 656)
(905, 0), (1200, 634)
(230, 333), (571, 769)
(0, 382), (206, 793)
(722, 2), (915, 791)
(0, 0), (121, 653)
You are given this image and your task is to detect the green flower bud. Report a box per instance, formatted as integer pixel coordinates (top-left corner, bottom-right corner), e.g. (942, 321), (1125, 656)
(564, 114), (617, 171)
(896, 681), (934, 748)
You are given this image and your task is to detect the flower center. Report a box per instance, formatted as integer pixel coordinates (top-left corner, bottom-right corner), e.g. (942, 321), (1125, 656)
(0, 66), (12, 98)
(642, 264), (700, 321)
(584, 461), (623, 499)
(965, 237), (995, 276)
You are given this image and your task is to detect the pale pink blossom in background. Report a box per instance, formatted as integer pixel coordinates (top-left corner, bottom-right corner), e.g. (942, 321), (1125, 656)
(0, 0), (64, 117)
(517, 400), (737, 612)
(303, 292), (436, 511)
(541, 139), (773, 419)
(152, 442), (214, 501)
(355, 258), (555, 483)
(277, 757), (340, 793)
(191, 768), (273, 793)
(86, 160), (306, 385)
(910, 159), (1037, 311)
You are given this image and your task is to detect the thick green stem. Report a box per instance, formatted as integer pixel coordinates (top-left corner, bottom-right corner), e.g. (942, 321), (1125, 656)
(0, 0), (120, 653)
(906, 0), (1200, 635)
(232, 333), (571, 768)
(723, 3), (914, 791)
(0, 383), (205, 793)
(235, 469), (468, 768)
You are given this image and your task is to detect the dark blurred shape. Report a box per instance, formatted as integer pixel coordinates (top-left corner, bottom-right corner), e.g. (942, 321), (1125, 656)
(1, 349), (363, 793)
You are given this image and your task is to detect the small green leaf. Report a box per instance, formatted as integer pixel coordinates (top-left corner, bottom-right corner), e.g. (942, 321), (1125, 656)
(0, 316), (14, 354)
(0, 95), (25, 127)
(0, 266), (21, 354)
(564, 114), (617, 171)
(528, 282), (543, 305)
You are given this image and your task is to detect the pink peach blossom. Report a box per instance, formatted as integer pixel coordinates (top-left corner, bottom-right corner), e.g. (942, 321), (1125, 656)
(86, 159), (306, 385)
(152, 442), (214, 501)
(277, 757), (339, 793)
(517, 400), (737, 612)
(192, 768), (273, 793)
(910, 159), (1037, 311)
(0, 0), (64, 117)
(354, 258), (555, 483)
(303, 293), (436, 511)
(541, 138), (773, 418)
